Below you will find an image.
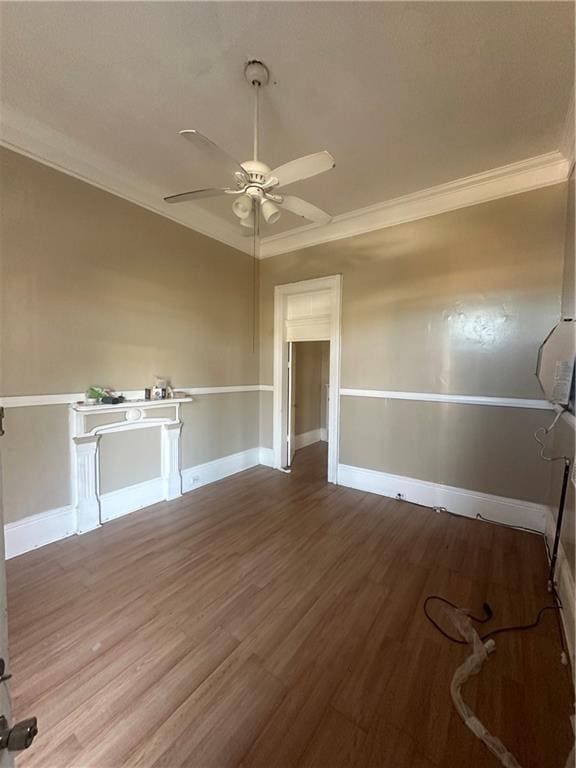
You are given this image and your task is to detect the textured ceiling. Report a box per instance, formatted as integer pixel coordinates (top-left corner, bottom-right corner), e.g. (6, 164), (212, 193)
(1, 1), (574, 236)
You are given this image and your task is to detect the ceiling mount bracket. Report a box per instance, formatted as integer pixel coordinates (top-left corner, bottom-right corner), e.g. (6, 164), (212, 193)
(245, 60), (269, 88)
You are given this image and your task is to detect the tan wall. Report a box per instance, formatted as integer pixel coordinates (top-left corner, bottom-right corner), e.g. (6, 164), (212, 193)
(548, 417), (575, 580)
(0, 148), (258, 396)
(259, 390), (273, 450)
(2, 393), (259, 523)
(320, 343), (329, 431)
(0, 149), (260, 523)
(340, 397), (553, 503)
(259, 185), (568, 503)
(99, 428), (161, 494)
(548, 168), (575, 580)
(1, 149), (570, 525)
(180, 392), (259, 467)
(260, 186), (566, 395)
(294, 341), (327, 436)
(561, 170), (575, 320)
(1, 406), (70, 523)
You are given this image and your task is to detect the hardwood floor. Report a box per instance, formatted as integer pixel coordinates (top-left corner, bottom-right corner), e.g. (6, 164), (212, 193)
(7, 443), (574, 767)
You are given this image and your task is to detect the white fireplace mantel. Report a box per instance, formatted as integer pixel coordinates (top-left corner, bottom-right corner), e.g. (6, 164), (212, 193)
(69, 398), (191, 533)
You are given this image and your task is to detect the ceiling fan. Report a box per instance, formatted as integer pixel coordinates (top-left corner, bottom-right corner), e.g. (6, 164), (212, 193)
(164, 60), (335, 231)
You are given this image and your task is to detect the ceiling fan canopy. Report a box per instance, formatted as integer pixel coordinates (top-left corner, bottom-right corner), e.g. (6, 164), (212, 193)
(164, 60), (336, 231)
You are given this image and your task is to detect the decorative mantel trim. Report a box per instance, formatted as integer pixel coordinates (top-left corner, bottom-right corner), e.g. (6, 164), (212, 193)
(69, 399), (185, 533)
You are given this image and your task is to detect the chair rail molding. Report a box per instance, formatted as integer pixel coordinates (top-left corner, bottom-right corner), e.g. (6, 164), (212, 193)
(339, 388), (554, 410)
(0, 385), (268, 408)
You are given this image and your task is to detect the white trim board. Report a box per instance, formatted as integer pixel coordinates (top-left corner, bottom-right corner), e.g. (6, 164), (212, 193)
(260, 151), (570, 257)
(181, 448), (262, 493)
(4, 505), (76, 559)
(0, 384), (269, 409)
(337, 463), (548, 533)
(340, 389), (554, 410)
(258, 447), (275, 467)
(2, 387), (552, 411)
(100, 477), (165, 523)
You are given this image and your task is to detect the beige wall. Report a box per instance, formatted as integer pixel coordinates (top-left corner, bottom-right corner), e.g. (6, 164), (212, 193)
(0, 149), (260, 523)
(548, 168), (575, 580)
(259, 185), (568, 503)
(99, 428), (161, 494)
(320, 342), (329, 431)
(340, 397), (553, 503)
(180, 393), (259, 468)
(548, 417), (575, 580)
(259, 390), (273, 450)
(260, 186), (566, 394)
(294, 341), (328, 436)
(2, 393), (260, 524)
(561, 170), (575, 321)
(1, 406), (70, 523)
(1, 148), (570, 527)
(0, 148), (258, 395)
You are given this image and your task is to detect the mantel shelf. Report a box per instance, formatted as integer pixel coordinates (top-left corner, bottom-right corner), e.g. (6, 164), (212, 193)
(71, 397), (193, 413)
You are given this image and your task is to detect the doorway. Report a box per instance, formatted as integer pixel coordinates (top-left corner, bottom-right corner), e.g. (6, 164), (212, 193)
(272, 275), (342, 483)
(287, 340), (330, 475)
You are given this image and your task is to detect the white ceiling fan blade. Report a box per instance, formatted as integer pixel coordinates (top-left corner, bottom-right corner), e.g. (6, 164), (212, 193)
(179, 130), (248, 183)
(269, 151), (335, 188)
(164, 187), (230, 204)
(280, 195), (332, 224)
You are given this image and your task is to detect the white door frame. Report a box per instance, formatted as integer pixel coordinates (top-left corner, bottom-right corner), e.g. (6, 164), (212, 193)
(273, 275), (342, 483)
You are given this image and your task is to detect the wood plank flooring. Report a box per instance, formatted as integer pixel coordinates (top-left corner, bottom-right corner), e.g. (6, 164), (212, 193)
(7, 443), (574, 767)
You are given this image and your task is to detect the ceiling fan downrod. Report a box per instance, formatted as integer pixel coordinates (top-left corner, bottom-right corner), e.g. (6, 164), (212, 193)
(244, 60), (269, 163)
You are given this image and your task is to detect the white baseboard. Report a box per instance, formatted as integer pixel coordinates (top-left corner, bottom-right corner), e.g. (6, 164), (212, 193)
(100, 477), (165, 523)
(337, 464), (548, 533)
(294, 429), (323, 450)
(4, 453), (551, 568)
(545, 508), (575, 672)
(4, 448), (267, 558)
(182, 447), (262, 493)
(258, 447), (275, 467)
(320, 427), (327, 442)
(4, 505), (76, 559)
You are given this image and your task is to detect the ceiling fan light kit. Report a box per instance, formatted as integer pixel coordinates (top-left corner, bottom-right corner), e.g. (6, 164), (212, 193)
(260, 197), (281, 224)
(164, 60), (336, 232)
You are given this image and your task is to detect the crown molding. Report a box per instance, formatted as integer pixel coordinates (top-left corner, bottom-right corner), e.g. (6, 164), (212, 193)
(259, 150), (571, 258)
(0, 104), (253, 256)
(559, 92), (575, 169)
(2, 104), (570, 260)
